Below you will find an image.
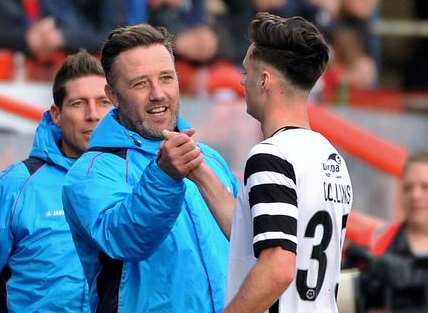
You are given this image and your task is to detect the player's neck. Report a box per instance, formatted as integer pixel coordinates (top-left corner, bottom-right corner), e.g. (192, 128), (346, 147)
(261, 96), (310, 139)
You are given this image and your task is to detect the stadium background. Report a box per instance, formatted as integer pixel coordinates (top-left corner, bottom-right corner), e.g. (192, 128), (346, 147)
(0, 1), (427, 312)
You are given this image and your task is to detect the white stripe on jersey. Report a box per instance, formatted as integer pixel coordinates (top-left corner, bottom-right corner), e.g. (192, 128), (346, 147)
(252, 202), (298, 219)
(246, 171), (296, 190)
(253, 232), (297, 244)
(249, 143), (286, 160)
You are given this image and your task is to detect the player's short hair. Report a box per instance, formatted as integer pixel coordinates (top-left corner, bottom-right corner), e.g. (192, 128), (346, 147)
(101, 24), (174, 86)
(249, 12), (330, 90)
(403, 151), (428, 175)
(53, 49), (104, 109)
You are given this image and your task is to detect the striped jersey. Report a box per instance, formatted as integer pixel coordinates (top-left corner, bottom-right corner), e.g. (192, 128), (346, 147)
(226, 127), (352, 313)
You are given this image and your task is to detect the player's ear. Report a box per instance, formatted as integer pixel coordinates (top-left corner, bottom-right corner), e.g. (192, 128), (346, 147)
(261, 71), (270, 89)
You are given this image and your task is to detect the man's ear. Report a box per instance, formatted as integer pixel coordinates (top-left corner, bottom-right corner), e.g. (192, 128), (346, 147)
(50, 104), (61, 127)
(105, 84), (118, 108)
(261, 71), (270, 90)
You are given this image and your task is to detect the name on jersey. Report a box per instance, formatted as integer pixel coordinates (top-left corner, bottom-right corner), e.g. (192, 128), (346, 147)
(323, 182), (352, 204)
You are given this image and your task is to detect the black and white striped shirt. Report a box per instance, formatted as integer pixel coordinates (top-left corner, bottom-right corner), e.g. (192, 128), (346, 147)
(226, 128), (352, 313)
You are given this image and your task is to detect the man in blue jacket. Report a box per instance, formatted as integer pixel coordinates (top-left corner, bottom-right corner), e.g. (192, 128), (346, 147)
(0, 50), (112, 312)
(62, 24), (239, 313)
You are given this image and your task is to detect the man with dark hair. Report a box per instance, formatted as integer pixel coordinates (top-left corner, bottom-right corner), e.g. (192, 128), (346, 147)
(62, 24), (238, 313)
(222, 12), (353, 313)
(0, 50), (112, 312)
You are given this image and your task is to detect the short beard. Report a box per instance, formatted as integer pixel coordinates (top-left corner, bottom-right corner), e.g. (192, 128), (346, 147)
(115, 93), (177, 140)
(135, 116), (176, 140)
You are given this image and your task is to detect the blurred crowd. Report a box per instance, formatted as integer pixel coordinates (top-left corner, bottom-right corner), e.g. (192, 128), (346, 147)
(0, 0), (378, 97)
(0, 0), (426, 100)
(0, 2), (427, 313)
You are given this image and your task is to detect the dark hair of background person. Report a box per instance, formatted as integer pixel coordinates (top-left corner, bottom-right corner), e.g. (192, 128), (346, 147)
(402, 151), (428, 175)
(249, 12), (330, 90)
(52, 49), (105, 109)
(101, 24), (174, 86)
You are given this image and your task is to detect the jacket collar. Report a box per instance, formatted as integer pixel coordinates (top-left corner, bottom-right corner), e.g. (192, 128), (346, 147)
(29, 111), (75, 170)
(88, 108), (191, 156)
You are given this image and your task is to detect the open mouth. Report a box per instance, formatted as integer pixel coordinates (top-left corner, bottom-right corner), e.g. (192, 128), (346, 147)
(147, 106), (168, 115)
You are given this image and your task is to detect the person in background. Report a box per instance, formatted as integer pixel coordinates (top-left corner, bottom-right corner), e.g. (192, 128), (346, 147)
(148, 0), (218, 64)
(62, 23), (238, 313)
(323, 24), (377, 91)
(348, 152), (428, 313)
(0, 50), (112, 312)
(404, 0), (428, 90)
(214, 0), (340, 66)
(0, 0), (125, 60)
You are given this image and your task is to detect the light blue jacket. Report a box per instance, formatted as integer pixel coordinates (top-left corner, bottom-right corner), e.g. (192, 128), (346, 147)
(62, 109), (239, 313)
(0, 112), (89, 312)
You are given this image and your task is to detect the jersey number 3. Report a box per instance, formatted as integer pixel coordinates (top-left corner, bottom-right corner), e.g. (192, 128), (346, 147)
(296, 211), (332, 301)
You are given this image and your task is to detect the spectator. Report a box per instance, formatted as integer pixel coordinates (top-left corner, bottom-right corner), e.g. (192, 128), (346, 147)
(347, 152), (428, 313)
(0, 0), (125, 59)
(338, 0), (380, 71)
(403, 0), (428, 90)
(62, 24), (239, 312)
(214, 0), (339, 65)
(143, 0), (240, 96)
(320, 0), (379, 101)
(40, 0), (126, 54)
(0, 1), (61, 61)
(323, 24), (377, 92)
(148, 0), (218, 64)
(0, 50), (112, 312)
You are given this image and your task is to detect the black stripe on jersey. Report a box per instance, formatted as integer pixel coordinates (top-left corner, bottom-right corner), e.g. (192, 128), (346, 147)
(244, 152), (296, 186)
(253, 215), (297, 238)
(335, 283), (339, 300)
(342, 214), (349, 229)
(249, 184), (297, 208)
(269, 299), (279, 313)
(254, 239), (297, 258)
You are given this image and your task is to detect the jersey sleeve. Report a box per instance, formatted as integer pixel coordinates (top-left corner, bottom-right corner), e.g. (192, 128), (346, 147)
(244, 143), (298, 258)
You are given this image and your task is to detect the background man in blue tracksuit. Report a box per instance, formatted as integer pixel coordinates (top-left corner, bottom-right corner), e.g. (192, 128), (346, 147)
(62, 24), (239, 313)
(0, 50), (112, 312)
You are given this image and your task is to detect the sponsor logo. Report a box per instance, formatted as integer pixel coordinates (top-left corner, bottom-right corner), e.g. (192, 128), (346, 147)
(322, 153), (342, 178)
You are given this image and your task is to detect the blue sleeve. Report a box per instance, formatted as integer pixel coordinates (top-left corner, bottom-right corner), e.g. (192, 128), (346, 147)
(63, 156), (185, 261)
(0, 226), (12, 271)
(0, 183), (11, 271)
(0, 164), (25, 270)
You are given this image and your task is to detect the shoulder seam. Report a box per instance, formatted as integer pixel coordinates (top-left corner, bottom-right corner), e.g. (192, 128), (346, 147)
(0, 162), (22, 182)
(86, 152), (105, 176)
(9, 163), (46, 232)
